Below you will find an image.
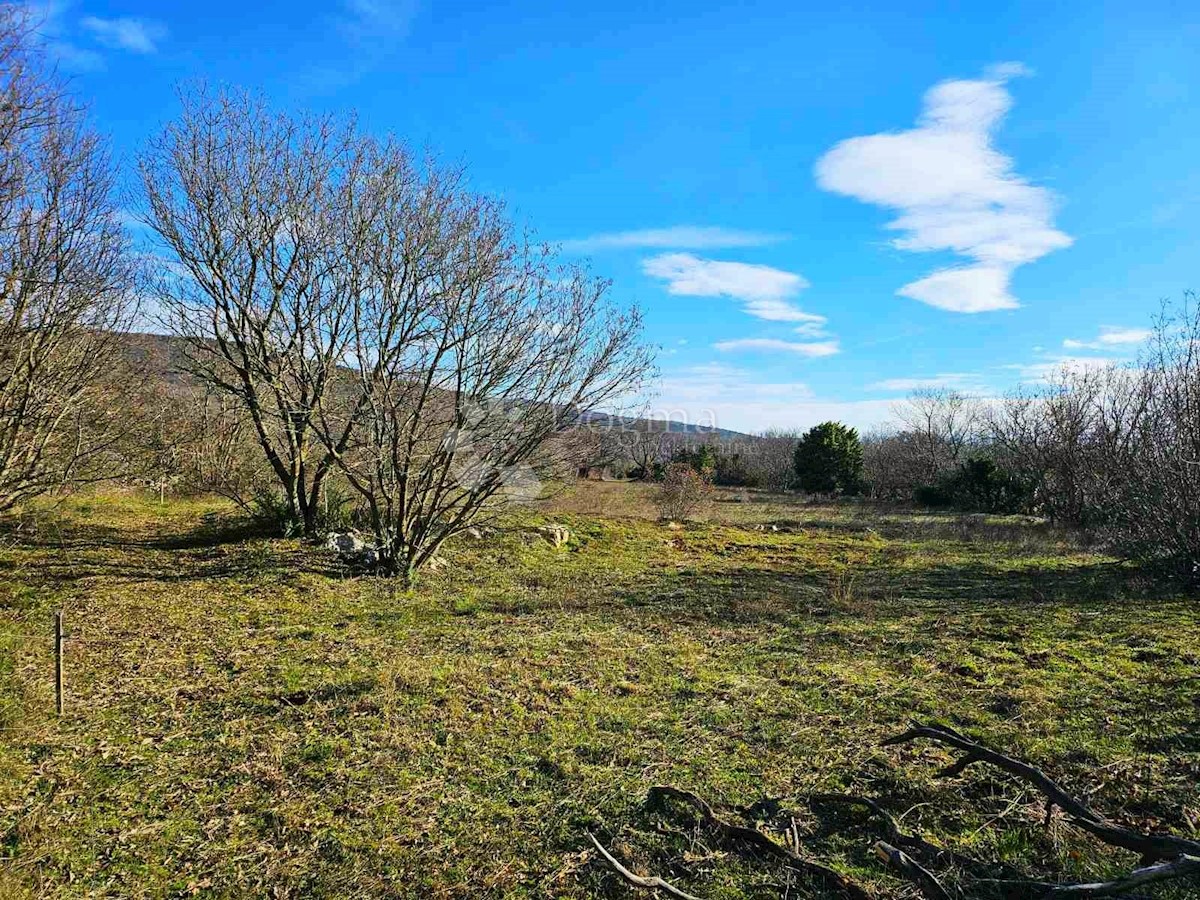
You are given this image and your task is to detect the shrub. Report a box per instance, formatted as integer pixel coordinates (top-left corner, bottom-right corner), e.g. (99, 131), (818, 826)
(793, 422), (864, 495)
(671, 444), (718, 480)
(672, 443), (758, 487)
(1098, 299), (1200, 582)
(655, 463), (713, 521)
(915, 457), (1033, 514)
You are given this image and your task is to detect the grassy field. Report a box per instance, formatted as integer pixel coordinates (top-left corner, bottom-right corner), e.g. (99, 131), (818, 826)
(0, 481), (1197, 898)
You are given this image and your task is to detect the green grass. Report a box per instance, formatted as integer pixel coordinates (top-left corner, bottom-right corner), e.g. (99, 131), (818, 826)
(0, 484), (1197, 898)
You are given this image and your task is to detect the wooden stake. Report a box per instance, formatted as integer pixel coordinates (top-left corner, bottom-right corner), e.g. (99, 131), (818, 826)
(54, 610), (63, 716)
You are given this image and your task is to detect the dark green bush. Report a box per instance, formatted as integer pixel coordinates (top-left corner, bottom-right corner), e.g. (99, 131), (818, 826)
(793, 422), (864, 495)
(915, 457), (1033, 514)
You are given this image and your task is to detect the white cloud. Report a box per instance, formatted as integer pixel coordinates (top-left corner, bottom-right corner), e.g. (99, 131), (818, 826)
(897, 265), (1017, 313)
(713, 338), (840, 357)
(560, 226), (785, 253)
(1006, 355), (1118, 384)
(80, 16), (166, 53)
(340, 0), (418, 41)
(642, 252), (825, 326)
(644, 253), (804, 302)
(792, 314), (830, 338)
(869, 373), (984, 392)
(653, 364), (897, 434)
(985, 60), (1034, 80)
(1062, 326), (1152, 350)
(815, 66), (1071, 313)
(25, 1), (101, 70)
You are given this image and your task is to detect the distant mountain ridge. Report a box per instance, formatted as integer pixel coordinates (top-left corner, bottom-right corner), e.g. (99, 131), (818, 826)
(116, 331), (754, 440)
(574, 410), (749, 439)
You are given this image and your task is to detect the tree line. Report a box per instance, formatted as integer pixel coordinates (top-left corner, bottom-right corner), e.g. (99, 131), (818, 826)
(864, 308), (1200, 582)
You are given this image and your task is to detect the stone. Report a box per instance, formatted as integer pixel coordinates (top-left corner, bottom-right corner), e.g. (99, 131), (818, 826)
(326, 531), (366, 555)
(538, 524), (571, 547)
(325, 531), (378, 567)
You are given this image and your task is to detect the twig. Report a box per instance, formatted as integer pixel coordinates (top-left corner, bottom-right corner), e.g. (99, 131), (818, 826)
(873, 840), (954, 900)
(586, 832), (704, 900)
(982, 854), (1200, 898)
(810, 793), (951, 865)
(885, 722), (1200, 862)
(648, 786), (872, 900)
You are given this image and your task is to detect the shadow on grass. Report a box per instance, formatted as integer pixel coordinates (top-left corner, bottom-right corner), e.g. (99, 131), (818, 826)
(0, 512), (344, 587)
(569, 556), (1187, 632)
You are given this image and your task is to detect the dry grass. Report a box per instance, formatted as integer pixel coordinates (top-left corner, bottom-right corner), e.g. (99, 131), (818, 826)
(0, 483), (1197, 898)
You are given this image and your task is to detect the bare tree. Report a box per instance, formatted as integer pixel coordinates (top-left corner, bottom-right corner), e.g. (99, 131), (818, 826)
(622, 424), (679, 480)
(895, 388), (980, 483)
(139, 88), (368, 534)
(861, 429), (928, 502)
(318, 151), (652, 580)
(0, 7), (135, 512)
(985, 364), (1147, 525)
(1099, 298), (1200, 579)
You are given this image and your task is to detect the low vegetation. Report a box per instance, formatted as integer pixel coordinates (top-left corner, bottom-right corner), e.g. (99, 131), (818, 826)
(1, 482), (1197, 897)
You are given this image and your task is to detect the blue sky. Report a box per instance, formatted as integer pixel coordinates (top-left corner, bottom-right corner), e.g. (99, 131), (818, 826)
(31, 0), (1200, 433)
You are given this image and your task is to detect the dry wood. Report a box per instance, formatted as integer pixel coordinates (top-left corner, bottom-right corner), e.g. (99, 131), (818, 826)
(810, 793), (951, 865)
(586, 832), (704, 900)
(1041, 853), (1200, 897)
(647, 785), (872, 900)
(885, 722), (1200, 862)
(872, 840), (954, 900)
(984, 853), (1200, 898)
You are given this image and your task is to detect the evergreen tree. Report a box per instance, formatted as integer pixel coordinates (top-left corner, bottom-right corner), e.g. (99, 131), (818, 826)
(793, 422), (863, 495)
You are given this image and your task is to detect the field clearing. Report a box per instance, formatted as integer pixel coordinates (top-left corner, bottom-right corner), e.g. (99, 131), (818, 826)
(0, 482), (1197, 898)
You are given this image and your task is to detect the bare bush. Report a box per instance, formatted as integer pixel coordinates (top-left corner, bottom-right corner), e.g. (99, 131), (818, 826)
(622, 425), (679, 480)
(979, 361), (1150, 526)
(654, 462), (712, 521)
(741, 427), (799, 491)
(1098, 299), (1200, 580)
(0, 7), (136, 512)
(894, 388), (981, 484)
(862, 429), (929, 502)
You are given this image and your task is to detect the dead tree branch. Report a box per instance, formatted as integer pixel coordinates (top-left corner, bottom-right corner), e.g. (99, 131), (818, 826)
(984, 853), (1200, 898)
(587, 832), (705, 900)
(647, 785), (872, 900)
(884, 722), (1200, 863)
(872, 840), (954, 900)
(810, 793), (951, 865)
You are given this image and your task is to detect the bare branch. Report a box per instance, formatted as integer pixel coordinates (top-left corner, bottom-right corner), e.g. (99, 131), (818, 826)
(872, 840), (954, 900)
(647, 786), (872, 900)
(586, 832), (705, 900)
(885, 722), (1200, 862)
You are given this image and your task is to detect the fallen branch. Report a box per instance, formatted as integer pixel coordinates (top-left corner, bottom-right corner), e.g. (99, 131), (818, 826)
(873, 840), (954, 900)
(648, 785), (872, 900)
(586, 832), (704, 900)
(884, 722), (1200, 863)
(984, 853), (1200, 898)
(811, 793), (951, 865)
(1044, 854), (1200, 898)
